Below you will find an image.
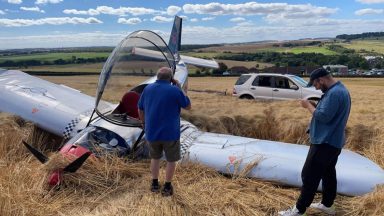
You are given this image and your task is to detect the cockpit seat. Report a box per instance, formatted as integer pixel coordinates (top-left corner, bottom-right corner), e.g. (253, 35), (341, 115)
(116, 91), (140, 119)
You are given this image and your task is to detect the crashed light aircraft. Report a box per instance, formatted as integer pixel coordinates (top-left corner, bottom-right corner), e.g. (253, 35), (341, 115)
(0, 16), (383, 196)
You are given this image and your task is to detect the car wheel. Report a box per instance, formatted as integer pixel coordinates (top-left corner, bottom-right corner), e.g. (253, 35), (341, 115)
(308, 97), (320, 102)
(240, 94), (254, 100)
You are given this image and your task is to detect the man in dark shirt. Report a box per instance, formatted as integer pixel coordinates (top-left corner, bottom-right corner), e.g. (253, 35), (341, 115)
(138, 67), (191, 196)
(279, 68), (351, 216)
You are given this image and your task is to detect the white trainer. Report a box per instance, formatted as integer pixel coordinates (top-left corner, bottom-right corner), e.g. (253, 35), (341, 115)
(278, 206), (306, 216)
(309, 202), (336, 215)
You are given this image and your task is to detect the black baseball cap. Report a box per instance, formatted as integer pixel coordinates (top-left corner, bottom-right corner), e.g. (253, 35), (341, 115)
(307, 68), (330, 87)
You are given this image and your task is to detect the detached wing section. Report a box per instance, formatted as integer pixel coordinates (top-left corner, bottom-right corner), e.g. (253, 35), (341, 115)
(132, 47), (219, 69)
(0, 70), (105, 138)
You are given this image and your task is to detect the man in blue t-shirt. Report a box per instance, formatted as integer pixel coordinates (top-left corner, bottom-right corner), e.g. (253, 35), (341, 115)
(279, 68), (351, 216)
(138, 67), (191, 196)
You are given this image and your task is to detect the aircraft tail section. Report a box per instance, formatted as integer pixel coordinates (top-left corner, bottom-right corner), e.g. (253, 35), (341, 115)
(168, 16), (182, 56)
(167, 16), (218, 68)
(131, 16), (218, 69)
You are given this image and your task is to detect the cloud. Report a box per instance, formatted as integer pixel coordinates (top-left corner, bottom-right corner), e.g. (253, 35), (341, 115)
(201, 17), (215, 21)
(355, 8), (384, 15)
(0, 10), (5, 15)
(118, 17), (142, 25)
(63, 6), (160, 16)
(7, 0), (22, 4)
(263, 5), (339, 24)
(190, 18), (198, 22)
(230, 17), (246, 22)
(20, 6), (45, 13)
(151, 16), (173, 23)
(237, 21), (253, 26)
(183, 2), (337, 19)
(179, 15), (188, 20)
(3, 18), (384, 49)
(167, 5), (181, 16)
(180, 18), (384, 44)
(35, 0), (63, 4)
(0, 17), (102, 27)
(63, 9), (91, 15)
(356, 0), (384, 4)
(0, 32), (127, 49)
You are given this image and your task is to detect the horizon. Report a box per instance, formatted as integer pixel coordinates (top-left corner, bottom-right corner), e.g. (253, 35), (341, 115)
(0, 37), (337, 51)
(1, 0), (384, 49)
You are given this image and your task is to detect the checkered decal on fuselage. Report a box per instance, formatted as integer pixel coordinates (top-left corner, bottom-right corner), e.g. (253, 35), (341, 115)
(179, 123), (201, 158)
(63, 118), (80, 139)
(62, 109), (94, 139)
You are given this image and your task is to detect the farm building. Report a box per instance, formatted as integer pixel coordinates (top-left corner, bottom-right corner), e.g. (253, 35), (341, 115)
(323, 65), (348, 75)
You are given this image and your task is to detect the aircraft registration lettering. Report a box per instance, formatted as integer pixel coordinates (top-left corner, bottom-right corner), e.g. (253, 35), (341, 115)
(7, 84), (57, 101)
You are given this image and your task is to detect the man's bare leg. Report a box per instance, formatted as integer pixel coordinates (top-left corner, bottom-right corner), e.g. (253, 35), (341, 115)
(151, 159), (160, 179)
(165, 161), (176, 182)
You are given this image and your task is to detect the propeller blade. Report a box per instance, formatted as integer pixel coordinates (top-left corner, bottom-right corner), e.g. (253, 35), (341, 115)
(22, 140), (49, 164)
(63, 152), (91, 173)
(132, 130), (145, 152)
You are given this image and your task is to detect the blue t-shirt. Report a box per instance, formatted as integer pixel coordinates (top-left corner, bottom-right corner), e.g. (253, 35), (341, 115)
(138, 80), (190, 142)
(309, 81), (351, 149)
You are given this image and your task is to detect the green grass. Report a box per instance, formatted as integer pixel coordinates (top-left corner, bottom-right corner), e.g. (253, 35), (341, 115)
(184, 46), (338, 56)
(0, 52), (110, 63)
(270, 46), (338, 55)
(337, 39), (384, 54)
(182, 52), (222, 58)
(10, 63), (104, 73)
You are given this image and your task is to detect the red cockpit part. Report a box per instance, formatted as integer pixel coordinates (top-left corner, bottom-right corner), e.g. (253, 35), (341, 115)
(118, 91), (140, 119)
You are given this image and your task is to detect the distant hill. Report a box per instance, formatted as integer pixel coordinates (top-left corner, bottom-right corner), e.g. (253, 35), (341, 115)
(336, 32), (384, 40)
(0, 46), (114, 56)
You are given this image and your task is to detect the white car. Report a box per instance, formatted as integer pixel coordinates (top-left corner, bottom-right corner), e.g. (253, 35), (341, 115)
(233, 73), (322, 100)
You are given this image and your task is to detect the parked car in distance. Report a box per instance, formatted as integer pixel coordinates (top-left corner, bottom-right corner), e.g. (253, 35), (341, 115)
(222, 71), (231, 76)
(233, 73), (322, 100)
(371, 69), (384, 75)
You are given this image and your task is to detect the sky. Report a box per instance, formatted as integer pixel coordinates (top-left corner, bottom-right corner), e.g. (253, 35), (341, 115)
(0, 0), (384, 49)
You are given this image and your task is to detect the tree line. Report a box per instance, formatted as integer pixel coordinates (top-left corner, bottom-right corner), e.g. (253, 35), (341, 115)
(336, 32), (384, 40)
(215, 52), (376, 69)
(3, 52), (381, 70)
(0, 56), (108, 68)
(0, 47), (114, 57)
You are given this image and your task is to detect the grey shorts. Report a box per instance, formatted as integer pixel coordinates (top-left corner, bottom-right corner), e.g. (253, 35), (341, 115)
(148, 140), (181, 162)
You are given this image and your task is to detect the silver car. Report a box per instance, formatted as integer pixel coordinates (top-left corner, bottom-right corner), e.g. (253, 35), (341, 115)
(233, 73), (322, 100)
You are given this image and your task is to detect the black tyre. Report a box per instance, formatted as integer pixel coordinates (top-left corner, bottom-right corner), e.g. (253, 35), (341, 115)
(240, 94), (254, 100)
(308, 97), (320, 102)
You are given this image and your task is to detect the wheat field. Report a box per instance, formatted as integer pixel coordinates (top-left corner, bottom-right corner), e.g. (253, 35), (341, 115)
(0, 75), (383, 216)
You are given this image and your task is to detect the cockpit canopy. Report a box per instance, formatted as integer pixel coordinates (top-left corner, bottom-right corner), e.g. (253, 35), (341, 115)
(95, 30), (175, 127)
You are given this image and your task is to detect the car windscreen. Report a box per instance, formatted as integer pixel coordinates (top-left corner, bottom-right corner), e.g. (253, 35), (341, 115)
(290, 75), (308, 87)
(235, 75), (251, 85)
